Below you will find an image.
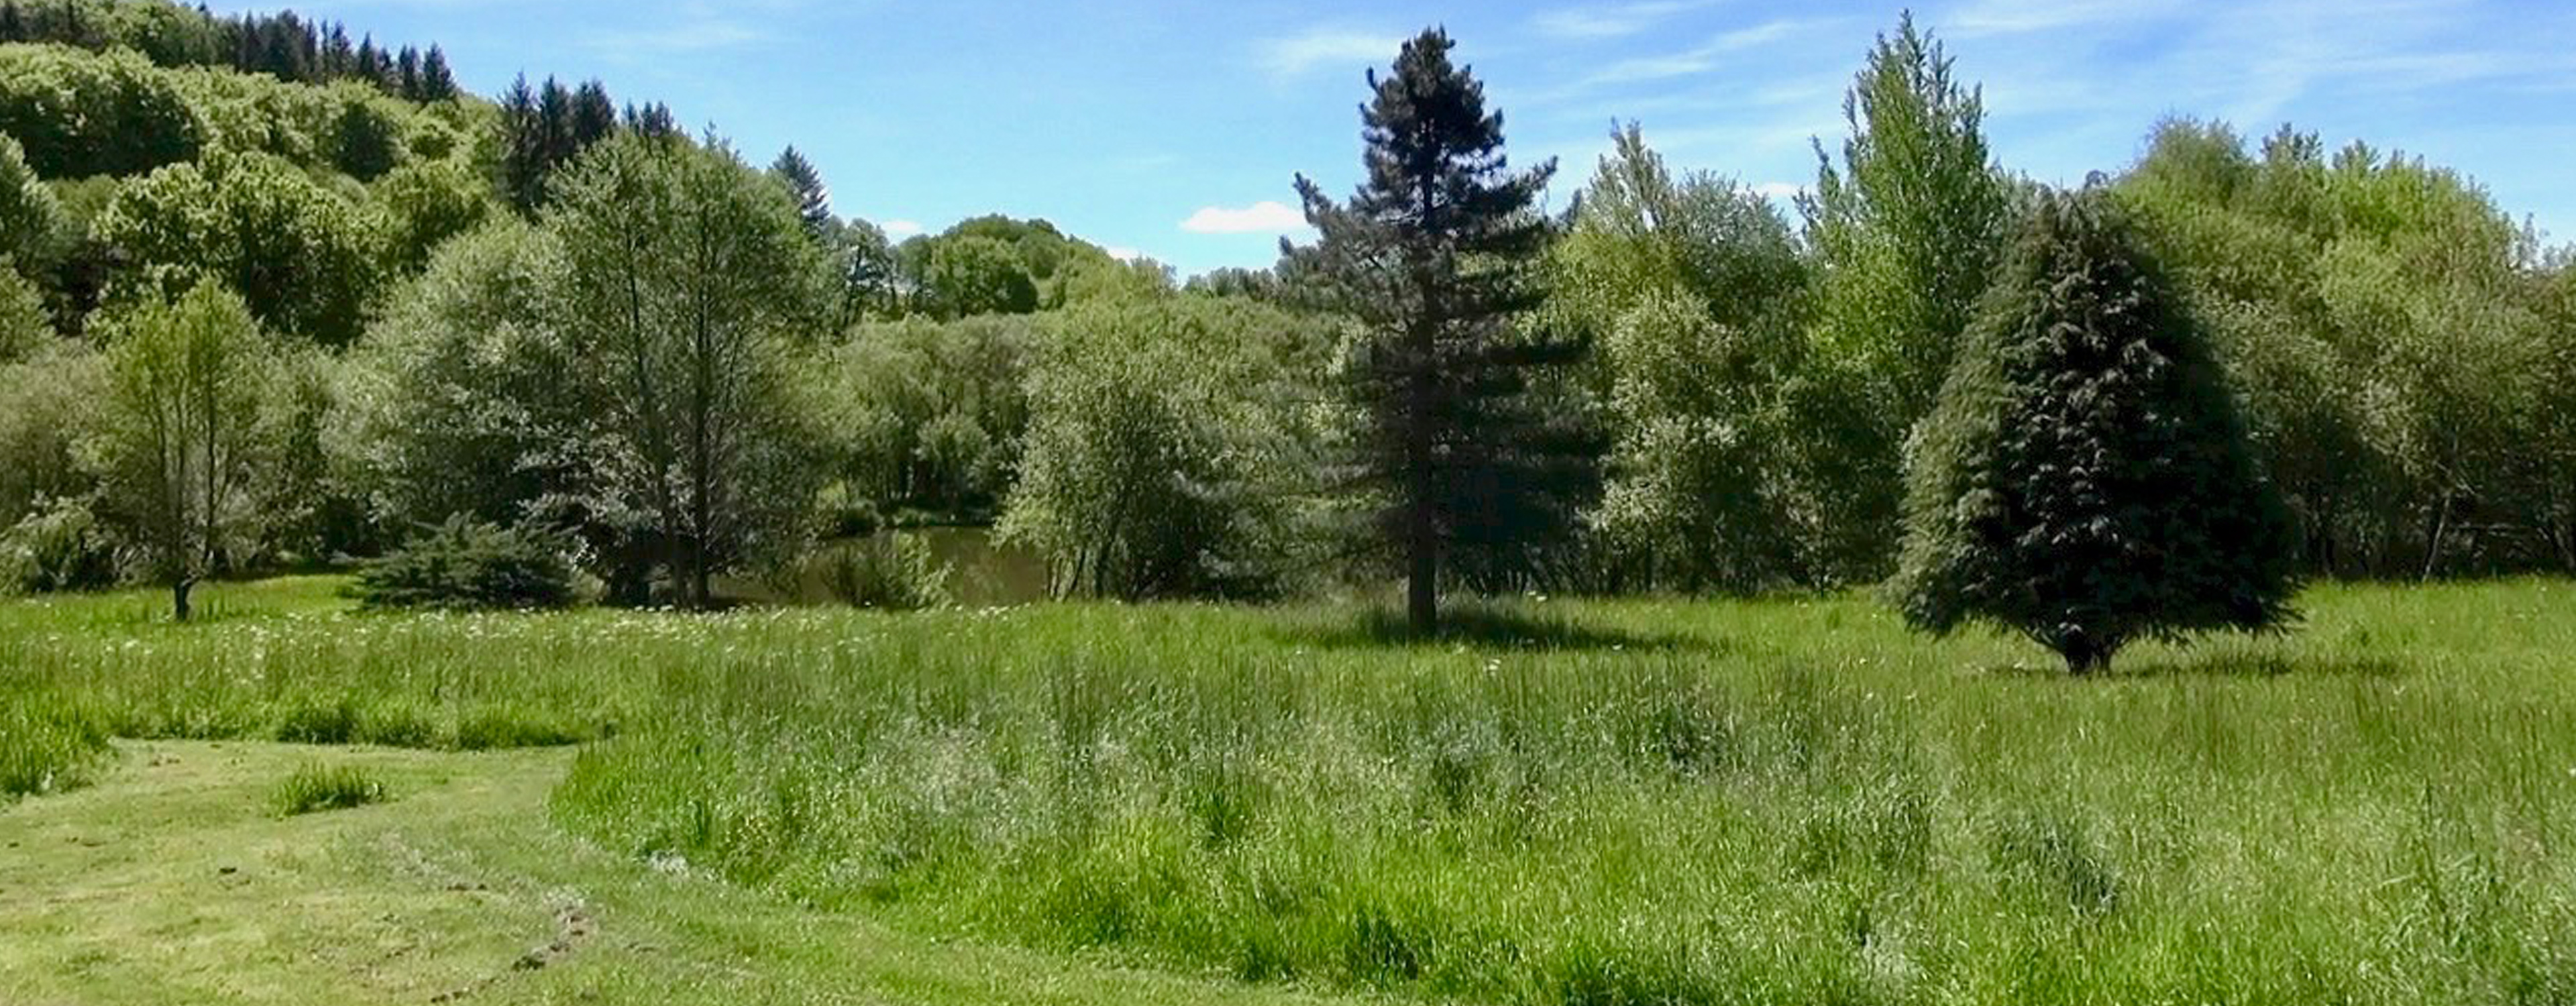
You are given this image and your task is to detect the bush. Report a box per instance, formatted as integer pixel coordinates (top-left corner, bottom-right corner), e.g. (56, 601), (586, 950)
(0, 496), (121, 596)
(353, 516), (577, 611)
(271, 761), (388, 817)
(817, 533), (953, 611)
(1, 698), (109, 799)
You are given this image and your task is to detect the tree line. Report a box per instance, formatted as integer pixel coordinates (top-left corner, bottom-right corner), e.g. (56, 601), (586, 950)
(3, 7), (2572, 668)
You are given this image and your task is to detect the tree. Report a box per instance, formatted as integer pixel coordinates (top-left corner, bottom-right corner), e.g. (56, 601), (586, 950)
(85, 282), (274, 621)
(1000, 297), (1313, 600)
(1293, 27), (1590, 632)
(1798, 13), (2012, 580)
(1892, 188), (2297, 674)
(548, 133), (830, 608)
(99, 152), (388, 347)
(919, 234), (1039, 319)
(417, 45), (457, 102)
(771, 146), (833, 238)
(0, 132), (62, 273)
(374, 157), (496, 273)
(0, 261), (48, 362)
(1551, 125), (1811, 592)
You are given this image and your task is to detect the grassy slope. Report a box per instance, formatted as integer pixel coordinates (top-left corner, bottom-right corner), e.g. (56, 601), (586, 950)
(0, 739), (1355, 1006)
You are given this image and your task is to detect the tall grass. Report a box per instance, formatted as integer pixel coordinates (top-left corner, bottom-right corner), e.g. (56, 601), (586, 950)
(5, 577), (2575, 1002)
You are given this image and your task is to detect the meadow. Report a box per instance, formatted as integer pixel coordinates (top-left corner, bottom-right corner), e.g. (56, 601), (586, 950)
(5, 578), (2576, 1005)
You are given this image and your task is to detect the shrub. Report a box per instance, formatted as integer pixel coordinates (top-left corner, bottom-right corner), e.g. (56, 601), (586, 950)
(0, 496), (121, 596)
(353, 516), (578, 611)
(271, 761), (388, 816)
(1, 698), (109, 799)
(817, 533), (953, 611)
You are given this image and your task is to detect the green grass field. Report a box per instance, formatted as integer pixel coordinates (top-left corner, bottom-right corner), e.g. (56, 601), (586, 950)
(6, 577), (2576, 1004)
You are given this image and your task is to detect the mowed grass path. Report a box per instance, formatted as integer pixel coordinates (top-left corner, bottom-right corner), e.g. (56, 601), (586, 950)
(6, 577), (2576, 1004)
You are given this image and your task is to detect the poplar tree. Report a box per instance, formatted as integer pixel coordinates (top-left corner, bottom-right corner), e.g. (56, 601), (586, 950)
(1294, 28), (1593, 633)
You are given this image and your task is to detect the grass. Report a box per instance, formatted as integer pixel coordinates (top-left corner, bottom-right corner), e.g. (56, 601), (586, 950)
(272, 760), (390, 816)
(6, 577), (2576, 1004)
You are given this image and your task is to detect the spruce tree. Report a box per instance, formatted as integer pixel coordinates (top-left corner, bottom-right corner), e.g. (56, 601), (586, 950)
(771, 146), (833, 238)
(419, 46), (458, 101)
(570, 81), (619, 148)
(1892, 188), (2298, 674)
(1294, 27), (1593, 634)
(499, 75), (545, 213)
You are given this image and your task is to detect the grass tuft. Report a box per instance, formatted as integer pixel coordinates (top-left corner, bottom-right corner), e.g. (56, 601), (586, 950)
(272, 761), (389, 817)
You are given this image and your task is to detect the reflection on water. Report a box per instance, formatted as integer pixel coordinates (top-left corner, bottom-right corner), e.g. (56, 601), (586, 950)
(784, 527), (1051, 607)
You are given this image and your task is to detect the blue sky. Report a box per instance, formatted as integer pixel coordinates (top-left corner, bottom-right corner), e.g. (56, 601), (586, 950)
(216, 0), (2576, 276)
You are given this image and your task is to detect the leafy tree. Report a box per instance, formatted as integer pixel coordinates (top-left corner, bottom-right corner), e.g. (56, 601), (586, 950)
(0, 43), (204, 178)
(920, 234), (1039, 319)
(549, 132), (830, 608)
(330, 95), (402, 180)
(84, 281), (276, 621)
(1552, 125), (1811, 592)
(1293, 27), (1591, 632)
(0, 262), (48, 362)
(1799, 13), (2012, 579)
(1893, 188), (2297, 674)
(0, 337), (105, 526)
(1000, 297), (1313, 600)
(99, 152), (388, 347)
(0, 132), (62, 274)
(816, 314), (1035, 520)
(828, 217), (900, 325)
(374, 157), (496, 274)
(333, 219), (581, 541)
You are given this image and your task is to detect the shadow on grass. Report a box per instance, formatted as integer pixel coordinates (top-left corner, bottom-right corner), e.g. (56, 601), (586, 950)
(1277, 604), (1702, 654)
(1977, 651), (2408, 680)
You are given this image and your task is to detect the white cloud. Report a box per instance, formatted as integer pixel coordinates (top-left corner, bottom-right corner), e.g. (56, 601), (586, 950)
(1531, 1), (1721, 42)
(1752, 181), (1803, 200)
(1181, 201), (1310, 235)
(879, 219), (924, 237)
(1258, 28), (1401, 79)
(1578, 18), (1825, 89)
(1104, 245), (1147, 262)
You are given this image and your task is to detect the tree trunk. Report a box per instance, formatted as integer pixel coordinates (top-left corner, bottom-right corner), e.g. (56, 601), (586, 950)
(172, 576), (195, 624)
(1407, 530), (1438, 636)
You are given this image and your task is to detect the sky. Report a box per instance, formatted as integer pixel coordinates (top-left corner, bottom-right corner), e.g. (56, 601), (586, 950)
(211, 0), (2576, 277)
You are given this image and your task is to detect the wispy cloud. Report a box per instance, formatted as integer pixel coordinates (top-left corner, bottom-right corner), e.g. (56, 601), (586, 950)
(1530, 0), (1723, 42)
(879, 219), (925, 237)
(1258, 27), (1401, 79)
(582, 2), (764, 56)
(1576, 18), (1833, 89)
(1181, 201), (1309, 235)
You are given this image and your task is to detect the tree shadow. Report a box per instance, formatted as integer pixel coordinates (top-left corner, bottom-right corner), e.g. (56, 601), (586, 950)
(1974, 650), (2408, 680)
(1276, 604), (1703, 654)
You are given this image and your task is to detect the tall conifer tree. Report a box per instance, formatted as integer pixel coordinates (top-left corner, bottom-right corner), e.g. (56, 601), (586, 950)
(1294, 28), (1593, 633)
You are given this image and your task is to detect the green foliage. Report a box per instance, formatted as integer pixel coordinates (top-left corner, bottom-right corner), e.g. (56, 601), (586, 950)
(0, 42), (203, 178)
(0, 259), (52, 361)
(1894, 188), (2298, 673)
(0, 697), (107, 799)
(2118, 120), (2560, 577)
(271, 761), (387, 816)
(1000, 296), (1316, 600)
(83, 280), (276, 619)
(372, 157), (495, 275)
(0, 496), (121, 595)
(0, 339), (105, 525)
(0, 132), (65, 272)
(816, 314), (1036, 521)
(814, 532), (953, 611)
(334, 219), (577, 535)
(354, 515), (578, 612)
(548, 133), (833, 607)
(1295, 29), (1595, 628)
(918, 233), (1040, 319)
(1799, 15), (2012, 580)
(98, 151), (388, 347)
(1552, 125), (1813, 592)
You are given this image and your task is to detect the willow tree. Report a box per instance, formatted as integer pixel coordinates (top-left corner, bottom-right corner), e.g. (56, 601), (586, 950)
(1294, 28), (1593, 633)
(1893, 188), (2297, 674)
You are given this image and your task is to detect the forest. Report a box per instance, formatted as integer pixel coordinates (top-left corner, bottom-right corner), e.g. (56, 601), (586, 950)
(5, 0), (2569, 632)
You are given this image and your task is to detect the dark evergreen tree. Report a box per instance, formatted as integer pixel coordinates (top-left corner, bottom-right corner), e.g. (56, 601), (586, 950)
(498, 74), (547, 213)
(355, 36), (382, 84)
(771, 146), (833, 237)
(570, 80), (618, 148)
(0, 3), (23, 44)
(1892, 188), (2299, 674)
(624, 102), (678, 143)
(394, 46), (420, 100)
(1293, 27), (1595, 633)
(419, 45), (458, 101)
(537, 77), (574, 169)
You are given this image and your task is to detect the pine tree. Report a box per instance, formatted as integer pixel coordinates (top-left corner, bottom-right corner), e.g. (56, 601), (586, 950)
(499, 74), (547, 213)
(0, 3), (23, 44)
(570, 81), (618, 148)
(624, 102), (678, 143)
(771, 146), (833, 237)
(419, 45), (458, 101)
(1293, 28), (1594, 634)
(1892, 187), (2298, 674)
(395, 46), (421, 100)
